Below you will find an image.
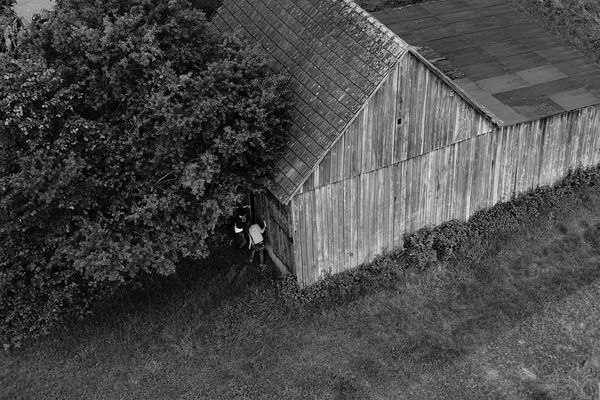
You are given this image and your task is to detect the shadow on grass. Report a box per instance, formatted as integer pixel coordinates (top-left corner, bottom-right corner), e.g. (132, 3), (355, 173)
(6, 191), (600, 399)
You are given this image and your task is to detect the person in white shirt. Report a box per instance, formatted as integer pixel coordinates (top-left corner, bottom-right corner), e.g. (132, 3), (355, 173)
(248, 220), (267, 266)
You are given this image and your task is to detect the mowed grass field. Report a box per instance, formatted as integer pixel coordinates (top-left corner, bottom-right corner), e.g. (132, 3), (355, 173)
(3, 179), (600, 399)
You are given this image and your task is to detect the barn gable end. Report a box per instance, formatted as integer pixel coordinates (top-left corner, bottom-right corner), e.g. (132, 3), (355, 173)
(290, 49), (497, 283)
(297, 50), (497, 196)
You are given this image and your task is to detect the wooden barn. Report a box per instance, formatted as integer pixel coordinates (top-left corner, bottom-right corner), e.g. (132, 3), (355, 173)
(213, 0), (600, 287)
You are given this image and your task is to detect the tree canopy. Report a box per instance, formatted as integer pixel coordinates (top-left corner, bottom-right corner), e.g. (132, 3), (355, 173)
(0, 0), (291, 347)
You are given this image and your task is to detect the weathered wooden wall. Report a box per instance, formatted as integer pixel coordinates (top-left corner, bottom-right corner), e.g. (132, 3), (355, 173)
(254, 192), (295, 272)
(298, 51), (494, 195)
(290, 50), (600, 286)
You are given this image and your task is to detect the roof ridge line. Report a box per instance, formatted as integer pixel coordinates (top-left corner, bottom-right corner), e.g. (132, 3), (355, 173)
(341, 0), (409, 50)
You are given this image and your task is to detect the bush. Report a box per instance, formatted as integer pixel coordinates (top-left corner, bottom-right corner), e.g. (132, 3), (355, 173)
(0, 0), (291, 348)
(403, 166), (600, 271)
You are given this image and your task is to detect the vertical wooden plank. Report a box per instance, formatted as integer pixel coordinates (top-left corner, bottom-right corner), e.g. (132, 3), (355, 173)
(358, 172), (366, 265)
(305, 193), (314, 286)
(350, 112), (361, 177)
(419, 65), (430, 156)
(352, 174), (359, 268)
(417, 154), (427, 229)
(575, 110), (587, 168)
(387, 165), (395, 251)
(456, 141), (466, 220)
(335, 183), (343, 274)
(531, 121), (542, 191)
(485, 131), (497, 208)
(540, 119), (552, 187)
(408, 56), (422, 159)
(320, 186), (328, 278)
(324, 185), (333, 276)
(377, 168), (386, 253)
(409, 155), (417, 235)
(363, 101), (373, 172)
(566, 111), (580, 172)
(469, 136), (481, 215)
(393, 161), (406, 248)
(308, 190), (318, 284)
(329, 183), (338, 275)
(440, 145), (450, 222)
(498, 127), (509, 201)
(482, 132), (492, 209)
(464, 138), (474, 219)
(422, 69), (433, 155)
(590, 108), (600, 166)
(342, 179), (351, 272)
(425, 151), (435, 226)
(380, 167), (389, 253)
(438, 146), (449, 224)
(296, 196), (305, 286)
(331, 136), (340, 185)
(396, 57), (409, 163)
(290, 197), (302, 286)
(387, 64), (399, 167)
(581, 108), (594, 167)
(403, 157), (413, 235)
(368, 170), (376, 262)
(448, 142), (459, 221)
(366, 170), (374, 263)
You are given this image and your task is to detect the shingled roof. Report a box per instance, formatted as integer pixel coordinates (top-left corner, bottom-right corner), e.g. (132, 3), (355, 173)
(373, 0), (600, 125)
(213, 0), (408, 204)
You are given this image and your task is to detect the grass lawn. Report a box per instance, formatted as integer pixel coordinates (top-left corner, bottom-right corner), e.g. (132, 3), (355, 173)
(3, 180), (600, 399)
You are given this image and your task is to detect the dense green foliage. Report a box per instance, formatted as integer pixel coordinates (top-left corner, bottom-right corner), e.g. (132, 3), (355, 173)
(0, 0), (291, 347)
(0, 0), (22, 55)
(191, 0), (222, 19)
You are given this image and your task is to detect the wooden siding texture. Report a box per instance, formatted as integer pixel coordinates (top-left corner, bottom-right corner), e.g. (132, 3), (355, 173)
(254, 193), (295, 272)
(292, 104), (600, 286)
(298, 51), (494, 194)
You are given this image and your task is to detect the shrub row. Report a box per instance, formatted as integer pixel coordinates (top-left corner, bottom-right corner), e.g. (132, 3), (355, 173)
(277, 165), (600, 307)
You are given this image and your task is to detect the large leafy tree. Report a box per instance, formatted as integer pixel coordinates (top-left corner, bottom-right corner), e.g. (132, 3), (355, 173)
(0, 0), (290, 346)
(0, 0), (23, 55)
